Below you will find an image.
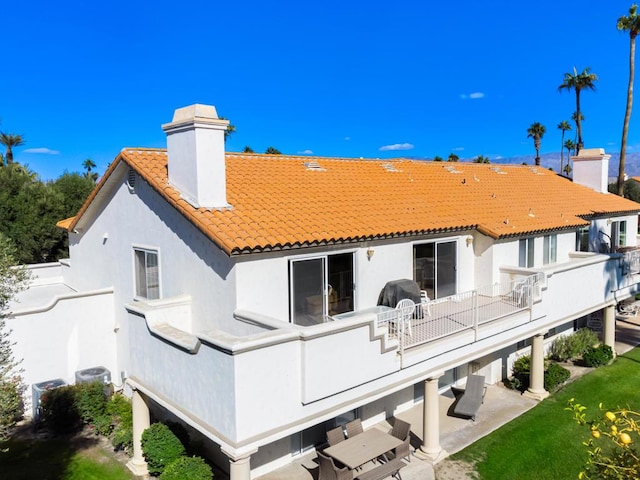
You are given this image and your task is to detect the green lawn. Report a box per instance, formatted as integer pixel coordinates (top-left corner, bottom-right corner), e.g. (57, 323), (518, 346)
(0, 435), (134, 480)
(452, 347), (640, 479)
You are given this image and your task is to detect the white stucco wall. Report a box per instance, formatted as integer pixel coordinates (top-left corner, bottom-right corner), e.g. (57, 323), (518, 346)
(8, 289), (116, 407)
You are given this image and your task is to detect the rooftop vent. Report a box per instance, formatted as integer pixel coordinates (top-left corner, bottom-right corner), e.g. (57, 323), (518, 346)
(491, 167), (507, 174)
(127, 168), (136, 192)
(304, 161), (326, 171)
(445, 165), (462, 174)
(381, 162), (401, 172)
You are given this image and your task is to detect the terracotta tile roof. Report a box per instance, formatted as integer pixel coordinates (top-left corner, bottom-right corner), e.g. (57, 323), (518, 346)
(63, 150), (640, 256)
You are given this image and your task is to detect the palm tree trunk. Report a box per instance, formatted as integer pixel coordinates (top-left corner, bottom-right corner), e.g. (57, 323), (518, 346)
(560, 132), (565, 174)
(618, 34), (636, 196)
(576, 92), (583, 153)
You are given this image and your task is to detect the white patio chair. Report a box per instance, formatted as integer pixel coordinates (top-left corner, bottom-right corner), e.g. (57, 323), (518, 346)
(396, 299), (415, 337)
(419, 290), (432, 317)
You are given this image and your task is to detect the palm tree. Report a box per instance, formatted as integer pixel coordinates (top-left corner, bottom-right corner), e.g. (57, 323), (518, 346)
(557, 121), (572, 174)
(83, 158), (98, 182)
(617, 4), (640, 196)
(447, 153), (460, 162)
(265, 146), (281, 154)
(473, 155), (490, 164)
(433, 155), (444, 162)
(558, 67), (598, 153)
(527, 122), (546, 166)
(0, 133), (25, 164)
(564, 139), (576, 176)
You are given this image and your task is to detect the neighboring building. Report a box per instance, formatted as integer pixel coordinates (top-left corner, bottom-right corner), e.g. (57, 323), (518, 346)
(9, 104), (640, 479)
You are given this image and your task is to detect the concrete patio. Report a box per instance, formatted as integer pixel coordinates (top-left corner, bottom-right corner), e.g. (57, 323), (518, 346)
(244, 319), (640, 480)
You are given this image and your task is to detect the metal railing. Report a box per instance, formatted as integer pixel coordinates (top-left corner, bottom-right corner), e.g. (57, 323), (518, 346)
(377, 274), (540, 354)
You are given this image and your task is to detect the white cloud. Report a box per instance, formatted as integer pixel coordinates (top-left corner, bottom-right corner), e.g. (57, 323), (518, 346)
(452, 146), (465, 151)
(344, 136), (351, 141)
(297, 149), (313, 154)
(459, 92), (485, 100)
(23, 147), (60, 155)
(379, 143), (414, 152)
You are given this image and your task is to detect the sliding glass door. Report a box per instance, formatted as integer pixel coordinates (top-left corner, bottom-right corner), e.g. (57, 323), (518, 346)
(290, 253), (354, 326)
(414, 240), (457, 299)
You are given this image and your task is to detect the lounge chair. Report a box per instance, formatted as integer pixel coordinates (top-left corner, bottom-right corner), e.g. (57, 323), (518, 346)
(451, 374), (486, 421)
(385, 419), (411, 463)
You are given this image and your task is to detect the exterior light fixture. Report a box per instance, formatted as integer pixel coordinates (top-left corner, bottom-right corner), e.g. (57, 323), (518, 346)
(466, 236), (474, 247)
(366, 247), (375, 260)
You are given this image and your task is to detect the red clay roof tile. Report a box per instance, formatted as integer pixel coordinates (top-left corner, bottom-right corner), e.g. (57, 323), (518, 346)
(63, 150), (640, 256)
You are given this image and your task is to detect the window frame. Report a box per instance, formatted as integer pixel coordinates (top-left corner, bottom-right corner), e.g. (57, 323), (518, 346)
(518, 238), (535, 268)
(133, 246), (161, 300)
(543, 234), (557, 265)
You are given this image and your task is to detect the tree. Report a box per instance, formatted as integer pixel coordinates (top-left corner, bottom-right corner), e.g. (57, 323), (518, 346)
(473, 155), (490, 163)
(242, 146), (254, 153)
(557, 121), (572, 174)
(447, 153), (460, 162)
(567, 399), (640, 479)
(617, 4), (640, 196)
(564, 139), (577, 176)
(0, 234), (29, 440)
(558, 67), (598, 153)
(265, 146), (281, 155)
(219, 117), (235, 142)
(433, 155), (444, 162)
(527, 122), (546, 166)
(82, 158), (98, 183)
(0, 133), (25, 165)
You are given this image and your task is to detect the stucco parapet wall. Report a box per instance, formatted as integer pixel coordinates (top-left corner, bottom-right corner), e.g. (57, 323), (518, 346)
(125, 295), (200, 353)
(9, 287), (114, 316)
(501, 252), (614, 281)
(197, 309), (395, 355)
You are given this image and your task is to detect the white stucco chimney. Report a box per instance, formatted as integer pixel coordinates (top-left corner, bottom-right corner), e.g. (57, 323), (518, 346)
(162, 104), (230, 209)
(571, 148), (611, 194)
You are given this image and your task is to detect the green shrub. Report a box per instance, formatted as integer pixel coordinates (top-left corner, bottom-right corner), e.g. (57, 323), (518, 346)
(167, 421), (190, 452)
(512, 355), (531, 376)
(0, 377), (24, 432)
(141, 423), (186, 476)
(40, 385), (81, 434)
(583, 344), (614, 368)
(544, 362), (570, 391)
(107, 394), (133, 452)
(549, 329), (598, 362)
(160, 456), (213, 480)
(75, 381), (108, 429)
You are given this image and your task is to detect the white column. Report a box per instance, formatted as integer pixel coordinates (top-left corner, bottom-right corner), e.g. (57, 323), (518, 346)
(524, 333), (549, 401)
(415, 375), (447, 463)
(221, 449), (256, 480)
(127, 388), (150, 476)
(603, 305), (617, 357)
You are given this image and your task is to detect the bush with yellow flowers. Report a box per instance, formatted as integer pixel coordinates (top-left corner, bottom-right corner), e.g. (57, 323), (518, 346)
(567, 398), (640, 479)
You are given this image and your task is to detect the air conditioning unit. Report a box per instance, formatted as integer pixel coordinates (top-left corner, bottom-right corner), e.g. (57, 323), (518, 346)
(75, 366), (111, 385)
(32, 378), (67, 421)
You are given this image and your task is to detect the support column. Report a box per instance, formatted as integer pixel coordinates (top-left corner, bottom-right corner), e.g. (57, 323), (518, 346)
(603, 305), (617, 358)
(415, 374), (447, 463)
(221, 449), (257, 480)
(524, 332), (549, 401)
(127, 388), (150, 476)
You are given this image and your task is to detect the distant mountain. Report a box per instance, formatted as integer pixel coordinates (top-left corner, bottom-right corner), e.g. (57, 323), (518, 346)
(408, 151), (640, 179)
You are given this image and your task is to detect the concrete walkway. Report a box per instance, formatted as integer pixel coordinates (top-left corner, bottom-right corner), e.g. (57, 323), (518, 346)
(249, 319), (640, 480)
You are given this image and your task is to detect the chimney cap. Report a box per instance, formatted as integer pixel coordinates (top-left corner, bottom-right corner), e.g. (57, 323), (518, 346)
(162, 104), (229, 133)
(172, 104), (219, 122)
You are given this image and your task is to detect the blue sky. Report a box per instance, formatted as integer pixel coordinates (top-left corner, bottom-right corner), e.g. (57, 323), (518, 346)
(3, 1), (639, 179)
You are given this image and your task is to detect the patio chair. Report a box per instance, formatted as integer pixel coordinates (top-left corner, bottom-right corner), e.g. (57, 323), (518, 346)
(395, 299), (415, 337)
(345, 419), (363, 438)
(317, 450), (352, 480)
(386, 419), (411, 463)
(451, 374), (486, 421)
(418, 290), (431, 317)
(326, 426), (345, 447)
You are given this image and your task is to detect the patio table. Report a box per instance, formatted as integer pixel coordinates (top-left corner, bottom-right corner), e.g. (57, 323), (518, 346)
(324, 428), (403, 470)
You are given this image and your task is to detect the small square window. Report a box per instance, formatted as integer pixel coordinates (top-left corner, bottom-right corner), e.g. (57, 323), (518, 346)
(134, 248), (159, 299)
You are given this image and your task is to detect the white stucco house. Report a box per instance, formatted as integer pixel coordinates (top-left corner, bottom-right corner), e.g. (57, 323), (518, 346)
(8, 103), (640, 479)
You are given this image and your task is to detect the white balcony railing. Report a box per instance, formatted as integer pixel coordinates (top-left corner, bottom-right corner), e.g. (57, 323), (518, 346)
(376, 274), (541, 354)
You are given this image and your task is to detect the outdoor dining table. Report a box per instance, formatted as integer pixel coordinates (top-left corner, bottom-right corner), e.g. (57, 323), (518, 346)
(323, 428), (403, 470)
